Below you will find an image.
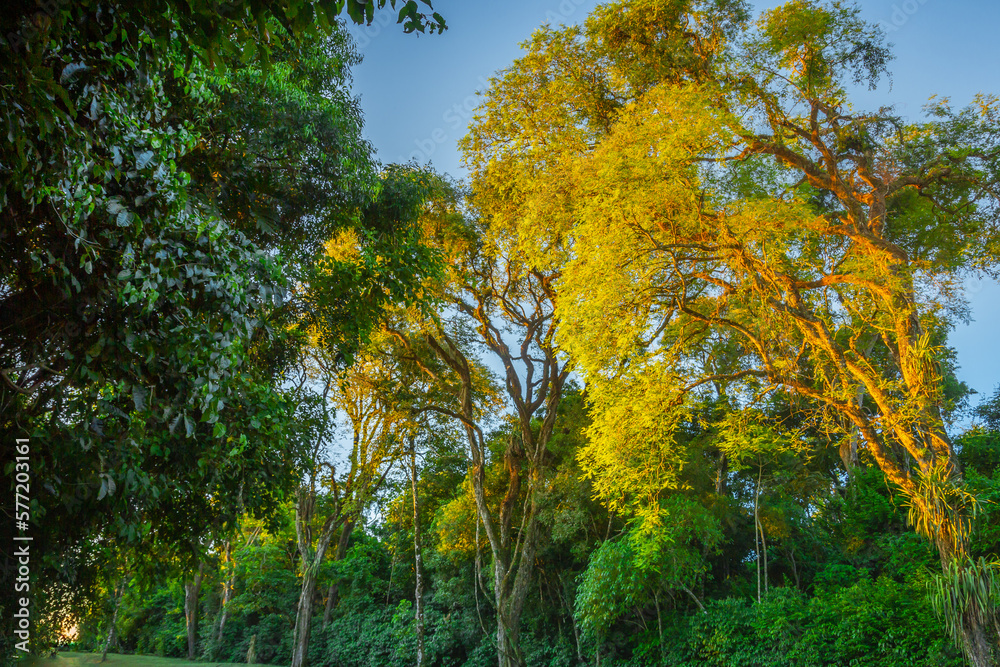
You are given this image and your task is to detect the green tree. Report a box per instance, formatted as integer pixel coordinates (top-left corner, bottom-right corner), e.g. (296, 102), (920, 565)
(290, 340), (410, 667)
(1, 1), (446, 657)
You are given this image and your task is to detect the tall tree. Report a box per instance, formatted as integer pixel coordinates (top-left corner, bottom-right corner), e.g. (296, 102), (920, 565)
(461, 1), (1000, 663)
(415, 218), (570, 666)
(374, 175), (572, 666)
(290, 339), (412, 667)
(1, 2), (445, 655)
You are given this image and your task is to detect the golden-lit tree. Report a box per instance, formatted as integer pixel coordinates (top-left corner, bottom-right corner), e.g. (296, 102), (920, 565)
(381, 180), (570, 667)
(462, 1), (1000, 663)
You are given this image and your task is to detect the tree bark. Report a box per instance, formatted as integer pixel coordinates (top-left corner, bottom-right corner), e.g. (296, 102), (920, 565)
(291, 492), (339, 667)
(184, 563), (205, 660)
(215, 526), (261, 654)
(409, 442), (427, 667)
(100, 576), (126, 663)
(941, 550), (999, 667)
(960, 620), (995, 667)
(715, 452), (728, 495)
(216, 541), (234, 647)
(290, 560), (322, 667)
(246, 633), (257, 664)
(754, 464), (762, 603)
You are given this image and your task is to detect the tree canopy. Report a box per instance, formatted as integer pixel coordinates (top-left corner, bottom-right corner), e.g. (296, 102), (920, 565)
(1, 0), (447, 659)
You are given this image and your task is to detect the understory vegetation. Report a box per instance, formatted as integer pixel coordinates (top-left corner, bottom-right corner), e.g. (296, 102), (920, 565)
(70, 394), (1000, 666)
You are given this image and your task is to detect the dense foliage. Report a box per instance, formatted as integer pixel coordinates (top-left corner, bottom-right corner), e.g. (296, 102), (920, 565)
(1, 0), (445, 661)
(6, 0), (1000, 666)
(68, 386), (1000, 666)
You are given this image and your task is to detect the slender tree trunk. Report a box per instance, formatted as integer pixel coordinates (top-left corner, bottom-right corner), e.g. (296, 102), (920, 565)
(291, 490), (339, 667)
(409, 443), (427, 667)
(474, 513), (488, 635)
(422, 287), (568, 667)
(561, 584), (583, 665)
(760, 517), (769, 595)
(246, 634), (257, 665)
(654, 591), (665, 663)
(184, 563), (205, 660)
(100, 576), (126, 663)
(754, 464), (762, 603)
(217, 526), (260, 653)
(789, 546), (800, 590)
(556, 577), (585, 665)
(322, 580), (336, 629)
(290, 560), (321, 667)
(715, 453), (728, 495)
(216, 541), (234, 646)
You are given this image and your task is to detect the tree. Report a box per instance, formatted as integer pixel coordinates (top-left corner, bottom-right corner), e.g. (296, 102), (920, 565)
(1, 1), (446, 655)
(214, 524), (263, 659)
(290, 338), (412, 667)
(575, 497), (722, 652)
(461, 1), (1000, 663)
(183, 563), (206, 660)
(413, 217), (570, 666)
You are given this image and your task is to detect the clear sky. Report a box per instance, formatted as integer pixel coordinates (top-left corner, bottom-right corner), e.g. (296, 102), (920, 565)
(347, 0), (1000, 409)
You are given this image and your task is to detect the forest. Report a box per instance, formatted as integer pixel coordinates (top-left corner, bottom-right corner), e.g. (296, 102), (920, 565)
(2, 0), (1000, 666)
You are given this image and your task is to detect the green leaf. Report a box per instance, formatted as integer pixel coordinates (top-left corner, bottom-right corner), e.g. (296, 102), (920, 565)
(135, 150), (155, 169)
(346, 0), (365, 24)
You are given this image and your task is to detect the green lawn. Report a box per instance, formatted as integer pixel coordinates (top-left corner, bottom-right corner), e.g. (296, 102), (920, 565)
(20, 653), (250, 667)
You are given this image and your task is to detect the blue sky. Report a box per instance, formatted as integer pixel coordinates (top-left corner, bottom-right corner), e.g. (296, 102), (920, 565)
(347, 0), (1000, 408)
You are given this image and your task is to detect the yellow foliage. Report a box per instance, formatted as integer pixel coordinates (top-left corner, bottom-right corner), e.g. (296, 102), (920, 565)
(323, 228), (361, 264)
(434, 479), (486, 562)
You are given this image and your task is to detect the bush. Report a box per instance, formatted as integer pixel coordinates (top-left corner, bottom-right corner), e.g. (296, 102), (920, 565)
(676, 576), (962, 667)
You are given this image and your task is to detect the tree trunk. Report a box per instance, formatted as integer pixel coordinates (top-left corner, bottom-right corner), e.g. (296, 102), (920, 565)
(491, 475), (542, 667)
(184, 563), (205, 660)
(217, 526), (260, 654)
(410, 443), (427, 667)
(960, 620), (995, 667)
(654, 591), (665, 663)
(217, 541), (234, 646)
(941, 548), (999, 667)
(754, 463), (762, 603)
(420, 268), (568, 667)
(290, 561), (321, 667)
(246, 633), (257, 665)
(321, 580), (337, 630)
(715, 452), (728, 495)
(760, 517), (769, 595)
(292, 496), (340, 667)
(100, 576), (126, 663)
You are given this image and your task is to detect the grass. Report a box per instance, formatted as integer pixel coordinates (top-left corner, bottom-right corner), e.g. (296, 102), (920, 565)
(21, 652), (250, 667)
